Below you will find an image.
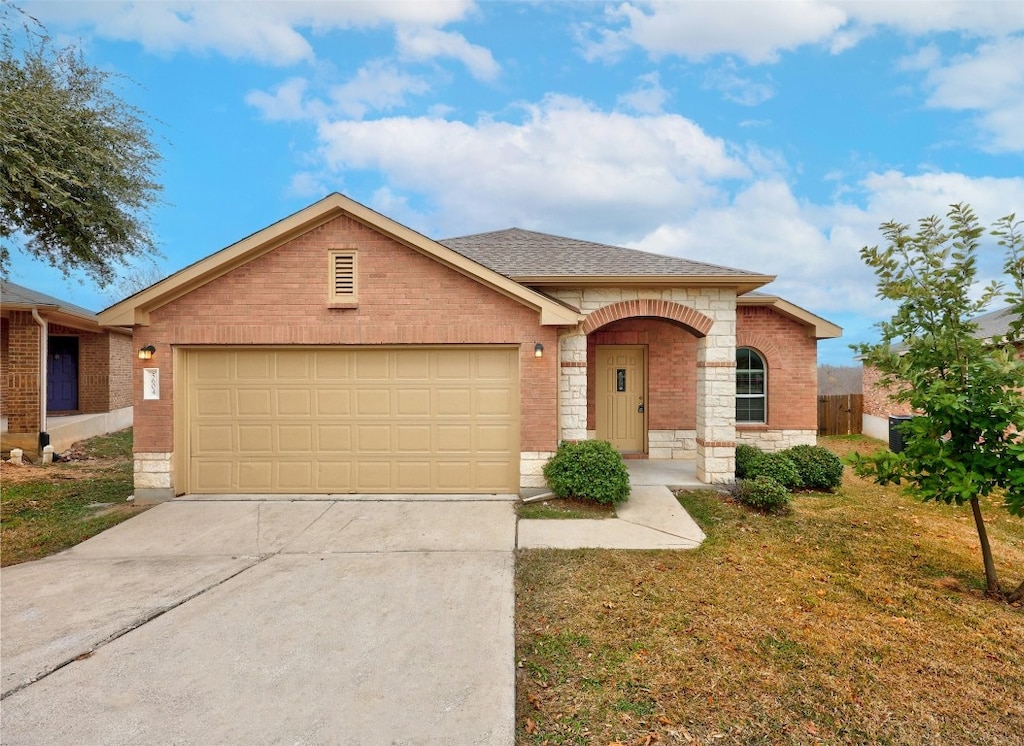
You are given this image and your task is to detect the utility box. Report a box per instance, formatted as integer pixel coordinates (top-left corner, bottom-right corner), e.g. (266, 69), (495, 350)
(888, 415), (913, 453)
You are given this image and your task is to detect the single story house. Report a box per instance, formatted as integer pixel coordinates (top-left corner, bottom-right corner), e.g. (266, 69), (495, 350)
(1, 280), (133, 454)
(98, 193), (840, 501)
(862, 305), (1022, 441)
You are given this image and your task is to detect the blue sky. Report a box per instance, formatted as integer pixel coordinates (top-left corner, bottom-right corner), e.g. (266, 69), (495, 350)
(8, 1), (1024, 365)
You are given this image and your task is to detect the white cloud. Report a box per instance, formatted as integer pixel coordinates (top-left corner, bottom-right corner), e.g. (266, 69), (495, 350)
(702, 63), (775, 106)
(314, 95), (748, 238)
(396, 27), (500, 82)
(30, 0), (478, 65)
(580, 1), (1024, 65)
(246, 77), (316, 121)
(916, 35), (1024, 152)
(328, 61), (432, 119)
(617, 72), (670, 114)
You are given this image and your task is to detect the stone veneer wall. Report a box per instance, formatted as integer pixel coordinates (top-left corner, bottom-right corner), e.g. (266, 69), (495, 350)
(736, 429), (817, 451)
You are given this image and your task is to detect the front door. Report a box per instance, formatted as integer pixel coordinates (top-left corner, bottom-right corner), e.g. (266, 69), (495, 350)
(596, 345), (646, 453)
(47, 336), (79, 412)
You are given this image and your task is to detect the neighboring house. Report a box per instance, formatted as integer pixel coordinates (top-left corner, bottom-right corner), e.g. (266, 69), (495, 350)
(98, 193), (840, 501)
(862, 305), (1023, 441)
(1, 280), (133, 454)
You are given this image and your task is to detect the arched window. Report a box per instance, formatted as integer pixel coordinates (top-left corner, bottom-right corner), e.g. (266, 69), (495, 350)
(736, 348), (766, 424)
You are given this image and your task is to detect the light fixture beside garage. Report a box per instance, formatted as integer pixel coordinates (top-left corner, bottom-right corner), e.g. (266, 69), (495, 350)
(534, 342), (544, 358)
(138, 345), (156, 360)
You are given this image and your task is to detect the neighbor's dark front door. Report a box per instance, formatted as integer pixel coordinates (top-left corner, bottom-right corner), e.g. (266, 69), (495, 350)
(47, 336), (79, 412)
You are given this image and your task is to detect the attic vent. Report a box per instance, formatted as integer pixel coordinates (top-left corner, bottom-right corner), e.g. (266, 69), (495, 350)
(329, 250), (357, 306)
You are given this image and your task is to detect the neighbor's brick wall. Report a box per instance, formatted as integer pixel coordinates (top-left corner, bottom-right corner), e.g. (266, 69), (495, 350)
(586, 317), (698, 431)
(736, 306), (818, 431)
(3, 311), (41, 432)
(75, 328), (110, 413)
(1, 317), (9, 423)
(109, 332), (133, 410)
(134, 214), (558, 454)
(862, 364), (913, 418)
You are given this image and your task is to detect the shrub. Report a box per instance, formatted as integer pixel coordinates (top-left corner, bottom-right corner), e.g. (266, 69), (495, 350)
(781, 444), (844, 491)
(543, 440), (630, 505)
(735, 476), (791, 512)
(747, 451), (803, 490)
(735, 444), (762, 479)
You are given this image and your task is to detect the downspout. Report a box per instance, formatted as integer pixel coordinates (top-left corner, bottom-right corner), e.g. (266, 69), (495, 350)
(31, 308), (47, 441)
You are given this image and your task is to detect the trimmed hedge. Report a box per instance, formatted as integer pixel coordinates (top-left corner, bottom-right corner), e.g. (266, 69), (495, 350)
(735, 476), (791, 512)
(735, 444), (762, 479)
(543, 440), (631, 505)
(781, 445), (844, 492)
(747, 451), (803, 490)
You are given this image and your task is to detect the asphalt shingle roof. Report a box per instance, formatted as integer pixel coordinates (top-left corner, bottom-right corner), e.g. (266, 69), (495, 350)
(0, 280), (97, 319)
(439, 227), (766, 279)
(974, 305), (1018, 339)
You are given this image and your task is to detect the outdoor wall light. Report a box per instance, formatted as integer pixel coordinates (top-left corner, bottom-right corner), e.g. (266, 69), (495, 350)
(534, 342), (544, 358)
(138, 345), (156, 360)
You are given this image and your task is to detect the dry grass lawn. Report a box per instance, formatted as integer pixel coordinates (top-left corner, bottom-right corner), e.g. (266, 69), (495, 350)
(1, 429), (148, 566)
(516, 436), (1024, 745)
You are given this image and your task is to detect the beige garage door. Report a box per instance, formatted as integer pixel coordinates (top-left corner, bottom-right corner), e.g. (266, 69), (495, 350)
(182, 347), (519, 494)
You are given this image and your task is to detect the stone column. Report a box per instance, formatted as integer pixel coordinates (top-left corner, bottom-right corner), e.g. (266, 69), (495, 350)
(695, 295), (737, 484)
(558, 329), (588, 442)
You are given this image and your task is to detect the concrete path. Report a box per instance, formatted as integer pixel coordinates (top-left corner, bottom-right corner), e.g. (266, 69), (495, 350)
(516, 485), (707, 549)
(1, 497), (516, 745)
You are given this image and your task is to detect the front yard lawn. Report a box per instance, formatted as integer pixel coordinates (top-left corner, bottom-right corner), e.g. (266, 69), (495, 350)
(1, 429), (149, 566)
(516, 436), (1024, 745)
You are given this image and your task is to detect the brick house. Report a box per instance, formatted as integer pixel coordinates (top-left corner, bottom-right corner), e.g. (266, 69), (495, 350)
(98, 193), (840, 501)
(1, 281), (133, 454)
(862, 305), (1022, 441)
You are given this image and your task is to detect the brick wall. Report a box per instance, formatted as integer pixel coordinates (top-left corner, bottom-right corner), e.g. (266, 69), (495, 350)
(736, 305), (818, 431)
(1, 317), (8, 423)
(109, 332), (133, 410)
(587, 317), (698, 430)
(3, 312), (41, 432)
(862, 363), (913, 418)
(134, 214), (557, 454)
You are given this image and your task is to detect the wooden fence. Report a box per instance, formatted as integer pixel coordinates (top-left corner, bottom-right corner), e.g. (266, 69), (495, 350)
(817, 394), (863, 436)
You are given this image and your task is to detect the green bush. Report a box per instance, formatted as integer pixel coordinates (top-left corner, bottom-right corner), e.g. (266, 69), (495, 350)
(747, 451), (803, 490)
(734, 476), (791, 512)
(735, 444), (763, 479)
(781, 444), (844, 491)
(543, 440), (631, 505)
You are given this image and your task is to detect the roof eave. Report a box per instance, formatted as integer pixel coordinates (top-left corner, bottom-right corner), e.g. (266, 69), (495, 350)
(737, 294), (842, 339)
(516, 274), (776, 294)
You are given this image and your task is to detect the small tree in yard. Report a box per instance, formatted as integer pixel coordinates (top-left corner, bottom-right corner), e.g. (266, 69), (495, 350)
(851, 203), (1024, 603)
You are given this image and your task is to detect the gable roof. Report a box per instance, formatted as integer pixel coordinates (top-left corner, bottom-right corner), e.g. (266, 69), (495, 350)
(0, 279), (125, 334)
(737, 292), (842, 339)
(440, 228), (774, 293)
(98, 193), (583, 328)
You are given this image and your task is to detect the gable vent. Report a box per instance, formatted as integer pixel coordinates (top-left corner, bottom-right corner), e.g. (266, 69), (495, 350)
(329, 250), (357, 304)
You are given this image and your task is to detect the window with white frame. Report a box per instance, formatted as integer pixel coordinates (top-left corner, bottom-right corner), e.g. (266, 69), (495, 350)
(736, 347), (766, 424)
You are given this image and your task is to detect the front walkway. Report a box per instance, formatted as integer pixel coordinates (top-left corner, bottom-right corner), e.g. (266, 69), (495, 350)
(516, 459), (710, 550)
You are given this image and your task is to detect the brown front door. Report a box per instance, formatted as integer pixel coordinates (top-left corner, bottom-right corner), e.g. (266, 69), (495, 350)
(595, 345), (646, 453)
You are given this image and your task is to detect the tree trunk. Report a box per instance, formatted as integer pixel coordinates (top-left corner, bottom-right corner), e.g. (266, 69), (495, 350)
(970, 497), (1001, 596)
(1008, 578), (1024, 604)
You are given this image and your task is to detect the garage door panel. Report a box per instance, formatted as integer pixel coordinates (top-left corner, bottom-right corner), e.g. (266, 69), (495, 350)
(186, 348), (518, 494)
(277, 389), (312, 416)
(238, 425), (273, 452)
(237, 389), (272, 416)
(318, 425), (352, 451)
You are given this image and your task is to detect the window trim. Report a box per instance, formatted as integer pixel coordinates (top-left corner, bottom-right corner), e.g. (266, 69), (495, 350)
(736, 347), (766, 425)
(328, 249), (358, 308)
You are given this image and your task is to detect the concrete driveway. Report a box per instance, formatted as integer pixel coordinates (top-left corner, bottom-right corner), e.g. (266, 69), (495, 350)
(1, 495), (516, 745)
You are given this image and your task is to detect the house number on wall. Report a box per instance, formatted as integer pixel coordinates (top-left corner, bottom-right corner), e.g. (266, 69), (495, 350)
(143, 368), (160, 400)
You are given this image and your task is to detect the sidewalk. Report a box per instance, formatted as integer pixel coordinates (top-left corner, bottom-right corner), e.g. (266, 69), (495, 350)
(516, 459), (711, 550)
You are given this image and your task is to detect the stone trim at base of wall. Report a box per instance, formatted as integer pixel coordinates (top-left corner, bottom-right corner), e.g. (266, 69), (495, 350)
(649, 429), (697, 459)
(134, 452), (172, 490)
(521, 451), (556, 489)
(862, 414), (889, 442)
(736, 429), (816, 451)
